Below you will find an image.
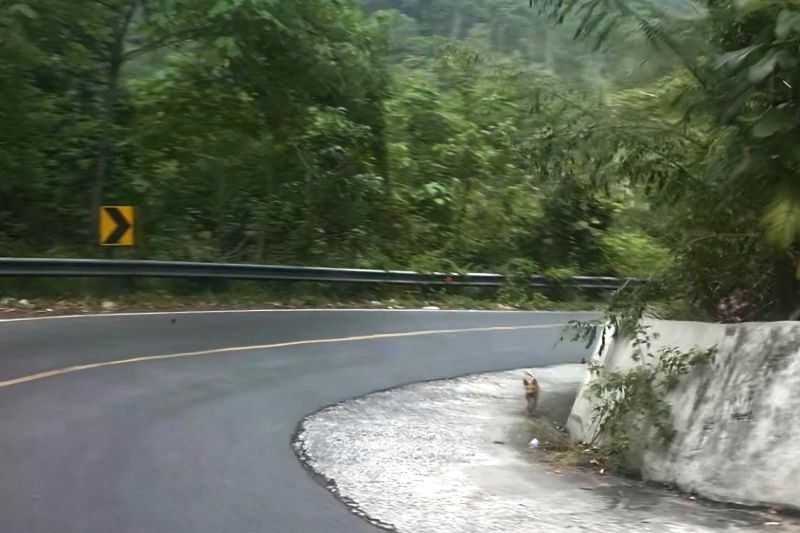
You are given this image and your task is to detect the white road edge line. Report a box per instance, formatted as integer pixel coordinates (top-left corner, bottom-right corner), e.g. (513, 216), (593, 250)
(0, 323), (568, 389)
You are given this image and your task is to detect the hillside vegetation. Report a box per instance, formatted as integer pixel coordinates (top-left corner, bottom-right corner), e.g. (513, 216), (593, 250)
(2, 0), (799, 319)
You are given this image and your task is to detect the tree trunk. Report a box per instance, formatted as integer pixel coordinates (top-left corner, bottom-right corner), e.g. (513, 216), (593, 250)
(584, 54), (608, 105)
(416, 0), (433, 35)
(450, 10), (463, 40)
(774, 251), (798, 318)
(91, 3), (135, 247)
(216, 169), (227, 255)
(456, 175), (473, 227)
(544, 28), (555, 71)
(92, 61), (121, 224)
(255, 139), (275, 263)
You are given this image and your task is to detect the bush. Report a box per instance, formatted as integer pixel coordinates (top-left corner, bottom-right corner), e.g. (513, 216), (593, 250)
(602, 231), (672, 278)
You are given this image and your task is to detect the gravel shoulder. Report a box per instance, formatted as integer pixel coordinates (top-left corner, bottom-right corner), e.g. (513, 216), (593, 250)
(294, 365), (799, 532)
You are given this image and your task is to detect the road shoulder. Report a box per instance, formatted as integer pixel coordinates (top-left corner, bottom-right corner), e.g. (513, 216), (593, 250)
(294, 366), (797, 532)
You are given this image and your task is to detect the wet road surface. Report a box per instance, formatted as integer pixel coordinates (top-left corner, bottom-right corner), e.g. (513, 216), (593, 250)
(0, 310), (592, 533)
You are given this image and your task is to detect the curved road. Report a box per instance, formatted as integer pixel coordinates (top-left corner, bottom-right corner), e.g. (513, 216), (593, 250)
(0, 310), (595, 533)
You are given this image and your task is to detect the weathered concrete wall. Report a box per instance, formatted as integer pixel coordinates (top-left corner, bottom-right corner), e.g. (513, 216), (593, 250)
(568, 318), (800, 509)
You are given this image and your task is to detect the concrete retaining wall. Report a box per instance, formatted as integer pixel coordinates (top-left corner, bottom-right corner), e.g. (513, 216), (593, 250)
(567, 318), (800, 509)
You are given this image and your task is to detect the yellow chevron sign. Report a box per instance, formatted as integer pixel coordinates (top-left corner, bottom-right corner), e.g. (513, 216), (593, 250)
(99, 206), (135, 246)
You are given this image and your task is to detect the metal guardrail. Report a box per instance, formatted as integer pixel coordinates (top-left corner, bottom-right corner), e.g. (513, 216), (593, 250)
(0, 258), (626, 290)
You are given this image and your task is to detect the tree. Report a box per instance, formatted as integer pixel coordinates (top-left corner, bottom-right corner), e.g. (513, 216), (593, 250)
(528, 0), (800, 318)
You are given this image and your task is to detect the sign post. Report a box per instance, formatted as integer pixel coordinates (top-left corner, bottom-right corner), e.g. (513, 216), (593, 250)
(99, 205), (135, 246)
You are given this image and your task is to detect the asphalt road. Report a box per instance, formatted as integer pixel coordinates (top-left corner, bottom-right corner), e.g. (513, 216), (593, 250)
(0, 309), (597, 533)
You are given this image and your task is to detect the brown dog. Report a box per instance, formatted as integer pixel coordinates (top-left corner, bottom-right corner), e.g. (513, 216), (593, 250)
(523, 372), (540, 416)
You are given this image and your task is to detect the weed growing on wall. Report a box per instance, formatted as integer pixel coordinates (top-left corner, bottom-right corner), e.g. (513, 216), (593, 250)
(564, 317), (716, 470)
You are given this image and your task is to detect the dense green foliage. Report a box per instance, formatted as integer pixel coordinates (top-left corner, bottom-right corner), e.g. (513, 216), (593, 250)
(0, 1), (668, 271)
(4, 0), (799, 318)
(529, 0), (800, 319)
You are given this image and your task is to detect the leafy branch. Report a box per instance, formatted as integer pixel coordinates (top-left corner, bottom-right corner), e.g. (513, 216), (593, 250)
(587, 325), (717, 466)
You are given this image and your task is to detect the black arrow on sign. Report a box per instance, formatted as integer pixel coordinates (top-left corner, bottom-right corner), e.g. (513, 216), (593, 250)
(104, 207), (132, 245)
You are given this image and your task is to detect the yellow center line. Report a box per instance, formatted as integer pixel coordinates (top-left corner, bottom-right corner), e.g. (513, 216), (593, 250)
(0, 323), (566, 390)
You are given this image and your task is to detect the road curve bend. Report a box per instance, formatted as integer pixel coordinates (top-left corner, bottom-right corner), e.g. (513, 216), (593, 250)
(0, 309), (596, 533)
